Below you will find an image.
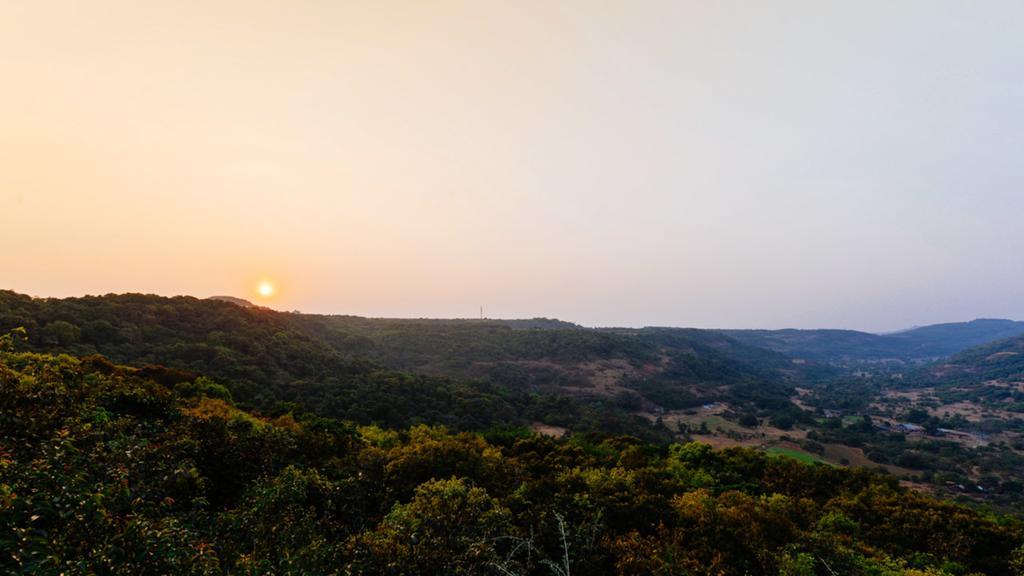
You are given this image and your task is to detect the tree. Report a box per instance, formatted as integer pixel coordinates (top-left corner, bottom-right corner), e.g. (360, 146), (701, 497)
(771, 413), (795, 430)
(0, 327), (26, 351)
(40, 320), (80, 347)
(739, 413), (759, 427)
(356, 477), (513, 575)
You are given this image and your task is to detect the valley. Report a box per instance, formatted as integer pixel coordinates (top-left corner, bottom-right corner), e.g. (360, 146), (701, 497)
(4, 290), (1024, 511)
(5, 290), (1024, 573)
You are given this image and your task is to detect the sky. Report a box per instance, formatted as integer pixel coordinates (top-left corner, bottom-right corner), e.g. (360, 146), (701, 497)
(2, 1), (1022, 331)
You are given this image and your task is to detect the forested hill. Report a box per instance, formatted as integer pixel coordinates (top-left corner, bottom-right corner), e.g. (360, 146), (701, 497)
(2, 346), (1022, 575)
(720, 328), (886, 364)
(924, 332), (1024, 385)
(889, 319), (1024, 356)
(294, 313), (827, 396)
(0, 290), (825, 424)
(723, 318), (1024, 365)
(0, 291), (667, 438)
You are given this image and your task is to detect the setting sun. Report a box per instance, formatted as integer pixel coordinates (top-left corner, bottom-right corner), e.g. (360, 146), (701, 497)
(257, 281), (275, 298)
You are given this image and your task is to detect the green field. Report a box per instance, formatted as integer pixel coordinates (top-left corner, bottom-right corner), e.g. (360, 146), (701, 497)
(694, 415), (744, 433)
(765, 447), (826, 464)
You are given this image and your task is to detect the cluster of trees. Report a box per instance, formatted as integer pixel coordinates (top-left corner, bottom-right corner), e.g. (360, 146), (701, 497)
(932, 384), (1024, 416)
(298, 314), (659, 368)
(2, 343), (1022, 574)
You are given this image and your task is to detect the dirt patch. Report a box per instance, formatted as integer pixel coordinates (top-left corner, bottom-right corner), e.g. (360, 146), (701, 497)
(531, 423), (567, 438)
(689, 434), (763, 449)
(929, 401), (990, 422)
(882, 388), (932, 401)
(578, 359), (639, 396)
(900, 479), (936, 494)
(821, 444), (914, 476)
(791, 393), (813, 412)
(647, 407), (809, 447)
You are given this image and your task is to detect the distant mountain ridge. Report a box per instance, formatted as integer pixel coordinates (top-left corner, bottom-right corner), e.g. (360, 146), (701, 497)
(722, 318), (1024, 365)
(888, 318), (1024, 354)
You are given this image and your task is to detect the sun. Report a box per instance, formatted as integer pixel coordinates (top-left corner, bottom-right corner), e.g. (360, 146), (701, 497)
(257, 281), (275, 298)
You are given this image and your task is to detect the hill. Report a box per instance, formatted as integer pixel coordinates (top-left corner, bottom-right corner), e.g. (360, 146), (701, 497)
(0, 291), (663, 438)
(6, 291), (1024, 513)
(889, 319), (1024, 358)
(0, 290), (826, 424)
(295, 314), (827, 407)
(1, 346), (1020, 575)
(723, 319), (1024, 365)
(721, 328), (891, 364)
(925, 332), (1024, 385)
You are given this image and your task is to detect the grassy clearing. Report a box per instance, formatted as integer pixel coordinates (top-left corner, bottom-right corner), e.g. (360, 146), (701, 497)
(696, 415), (744, 433)
(765, 447), (826, 465)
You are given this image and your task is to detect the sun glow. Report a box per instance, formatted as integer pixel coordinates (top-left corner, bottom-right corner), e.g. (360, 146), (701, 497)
(257, 281), (275, 298)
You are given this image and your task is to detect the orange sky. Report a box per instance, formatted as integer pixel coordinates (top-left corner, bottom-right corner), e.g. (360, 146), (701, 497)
(2, 1), (1022, 330)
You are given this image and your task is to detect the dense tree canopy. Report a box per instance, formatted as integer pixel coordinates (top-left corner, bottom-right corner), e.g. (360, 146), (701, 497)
(2, 344), (1022, 575)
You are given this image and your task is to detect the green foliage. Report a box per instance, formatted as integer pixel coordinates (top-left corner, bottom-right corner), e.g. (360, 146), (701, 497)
(1011, 544), (1024, 576)
(778, 551), (816, 576)
(1, 350), (1021, 574)
(355, 477), (513, 575)
(0, 327), (26, 352)
(739, 413), (760, 427)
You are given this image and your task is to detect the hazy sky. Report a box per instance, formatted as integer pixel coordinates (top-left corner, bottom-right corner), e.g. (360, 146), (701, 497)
(2, 1), (1022, 331)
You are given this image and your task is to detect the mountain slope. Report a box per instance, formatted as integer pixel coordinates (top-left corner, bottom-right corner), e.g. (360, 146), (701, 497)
(294, 314), (821, 400)
(890, 319), (1024, 356)
(0, 290), (667, 437)
(720, 328), (892, 364)
(925, 333), (1024, 384)
(724, 319), (1024, 365)
(0, 290), (822, 418)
